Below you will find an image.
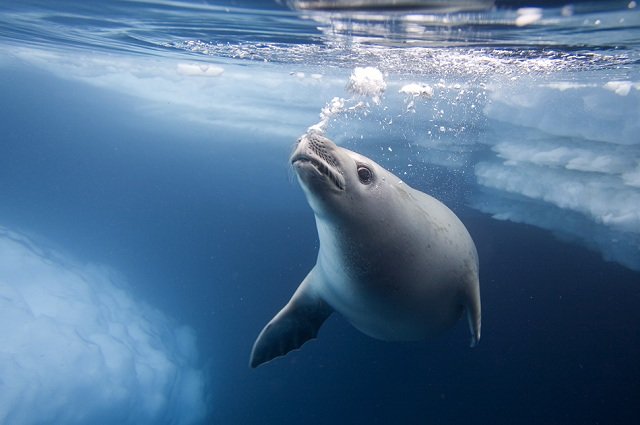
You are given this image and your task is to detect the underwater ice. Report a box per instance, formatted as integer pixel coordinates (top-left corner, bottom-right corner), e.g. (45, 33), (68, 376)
(0, 228), (208, 425)
(475, 79), (640, 271)
(176, 62), (224, 77)
(2, 47), (638, 270)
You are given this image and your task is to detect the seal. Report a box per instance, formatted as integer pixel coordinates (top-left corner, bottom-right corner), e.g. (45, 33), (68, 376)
(250, 133), (481, 368)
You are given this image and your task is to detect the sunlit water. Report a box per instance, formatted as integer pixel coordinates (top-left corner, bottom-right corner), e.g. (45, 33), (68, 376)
(1, 1), (639, 424)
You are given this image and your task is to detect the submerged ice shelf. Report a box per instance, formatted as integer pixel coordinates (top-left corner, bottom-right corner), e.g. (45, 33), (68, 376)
(1, 43), (638, 272)
(474, 78), (640, 270)
(0, 227), (208, 424)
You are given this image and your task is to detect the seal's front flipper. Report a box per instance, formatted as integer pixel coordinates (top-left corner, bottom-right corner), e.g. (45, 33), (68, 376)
(250, 270), (333, 368)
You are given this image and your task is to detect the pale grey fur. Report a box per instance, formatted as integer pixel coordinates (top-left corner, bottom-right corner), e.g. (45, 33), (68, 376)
(250, 133), (481, 368)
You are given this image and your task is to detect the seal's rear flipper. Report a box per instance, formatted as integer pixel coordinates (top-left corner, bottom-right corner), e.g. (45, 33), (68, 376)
(250, 271), (333, 368)
(465, 274), (481, 348)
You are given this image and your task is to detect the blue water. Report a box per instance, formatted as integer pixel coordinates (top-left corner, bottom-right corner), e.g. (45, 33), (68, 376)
(1, 1), (639, 424)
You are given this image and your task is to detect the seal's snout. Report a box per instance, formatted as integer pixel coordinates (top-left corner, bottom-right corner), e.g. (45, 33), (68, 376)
(291, 133), (334, 162)
(291, 133), (345, 191)
(306, 134), (339, 168)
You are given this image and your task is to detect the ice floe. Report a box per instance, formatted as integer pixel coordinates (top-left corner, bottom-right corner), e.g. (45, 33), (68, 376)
(0, 227), (208, 425)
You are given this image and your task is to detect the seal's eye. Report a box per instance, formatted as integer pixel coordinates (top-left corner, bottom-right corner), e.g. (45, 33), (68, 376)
(357, 166), (373, 184)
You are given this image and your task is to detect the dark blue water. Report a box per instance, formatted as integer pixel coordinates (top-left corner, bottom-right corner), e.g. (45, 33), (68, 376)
(1, 1), (639, 424)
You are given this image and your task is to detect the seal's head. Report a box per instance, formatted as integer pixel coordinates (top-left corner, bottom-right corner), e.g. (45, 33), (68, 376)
(290, 132), (398, 221)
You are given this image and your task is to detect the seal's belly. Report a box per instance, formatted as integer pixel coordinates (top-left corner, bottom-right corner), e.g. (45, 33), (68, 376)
(319, 271), (465, 341)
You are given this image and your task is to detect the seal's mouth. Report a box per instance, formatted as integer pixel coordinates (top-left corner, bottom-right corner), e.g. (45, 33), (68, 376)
(292, 153), (345, 191)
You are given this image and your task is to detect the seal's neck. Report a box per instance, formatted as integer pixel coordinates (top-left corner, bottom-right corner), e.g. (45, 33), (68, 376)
(314, 216), (345, 271)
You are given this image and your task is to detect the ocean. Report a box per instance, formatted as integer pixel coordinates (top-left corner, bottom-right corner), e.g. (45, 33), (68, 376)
(0, 1), (638, 424)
